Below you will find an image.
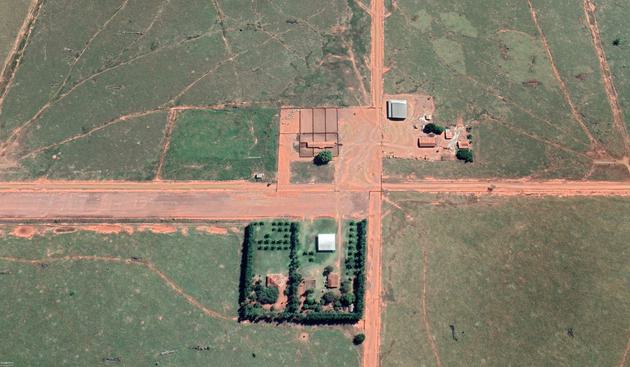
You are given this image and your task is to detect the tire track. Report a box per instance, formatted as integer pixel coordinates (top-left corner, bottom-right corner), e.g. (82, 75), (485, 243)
(526, 0), (602, 155)
(421, 248), (442, 367)
(0, 254), (230, 321)
(583, 0), (629, 156)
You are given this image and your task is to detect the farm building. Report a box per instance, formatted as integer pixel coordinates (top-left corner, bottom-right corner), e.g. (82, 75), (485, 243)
(458, 140), (471, 149)
(317, 233), (336, 252)
(326, 273), (340, 288)
(418, 136), (437, 148)
(298, 108), (339, 157)
(387, 99), (407, 120)
(444, 130), (453, 140)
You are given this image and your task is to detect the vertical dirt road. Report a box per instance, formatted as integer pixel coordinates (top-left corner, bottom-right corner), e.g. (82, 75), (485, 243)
(363, 191), (383, 367)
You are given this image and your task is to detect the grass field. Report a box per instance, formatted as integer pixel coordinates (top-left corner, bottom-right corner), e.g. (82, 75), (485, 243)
(0, 0), (371, 180)
(162, 108), (278, 180)
(383, 0), (629, 180)
(380, 193), (630, 366)
(291, 161), (335, 184)
(0, 225), (360, 366)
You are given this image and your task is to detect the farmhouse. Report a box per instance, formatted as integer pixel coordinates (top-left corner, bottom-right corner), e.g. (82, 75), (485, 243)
(387, 99), (408, 120)
(418, 136), (437, 148)
(326, 272), (340, 288)
(317, 233), (336, 252)
(444, 129), (453, 140)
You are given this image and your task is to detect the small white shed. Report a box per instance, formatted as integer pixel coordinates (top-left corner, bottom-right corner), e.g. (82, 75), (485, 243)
(317, 233), (336, 252)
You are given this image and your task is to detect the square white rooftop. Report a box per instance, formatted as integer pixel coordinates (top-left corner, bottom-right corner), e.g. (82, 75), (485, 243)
(317, 233), (336, 252)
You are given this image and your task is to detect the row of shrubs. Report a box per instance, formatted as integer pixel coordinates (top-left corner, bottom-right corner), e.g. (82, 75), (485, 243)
(239, 219), (368, 324)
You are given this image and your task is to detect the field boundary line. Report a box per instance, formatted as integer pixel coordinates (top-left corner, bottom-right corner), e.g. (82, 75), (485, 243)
(525, 0), (602, 155)
(155, 109), (178, 180)
(0, 0), (44, 114)
(583, 0), (630, 157)
(0, 254), (231, 321)
(422, 247), (442, 367)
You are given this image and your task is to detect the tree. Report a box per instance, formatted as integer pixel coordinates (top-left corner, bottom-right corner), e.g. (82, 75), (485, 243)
(321, 291), (340, 305)
(613, 38), (621, 46)
(353, 333), (366, 345)
(323, 265), (334, 276)
(256, 285), (279, 304)
(456, 148), (474, 163)
(314, 150), (333, 166)
(340, 280), (352, 294)
(340, 293), (355, 307)
(423, 123), (445, 135)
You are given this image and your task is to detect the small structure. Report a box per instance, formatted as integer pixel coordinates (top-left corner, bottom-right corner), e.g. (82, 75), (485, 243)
(253, 173), (265, 181)
(444, 130), (454, 140)
(317, 233), (336, 252)
(457, 140), (471, 149)
(387, 100), (408, 120)
(266, 274), (288, 289)
(418, 136), (437, 148)
(302, 278), (317, 290)
(326, 272), (340, 288)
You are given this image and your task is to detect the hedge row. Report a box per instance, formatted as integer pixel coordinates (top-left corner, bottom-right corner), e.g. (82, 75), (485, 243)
(238, 224), (256, 320)
(352, 219), (368, 318)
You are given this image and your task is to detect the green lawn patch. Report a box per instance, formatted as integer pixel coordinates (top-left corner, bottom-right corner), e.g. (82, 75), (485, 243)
(162, 108), (278, 180)
(291, 161), (335, 184)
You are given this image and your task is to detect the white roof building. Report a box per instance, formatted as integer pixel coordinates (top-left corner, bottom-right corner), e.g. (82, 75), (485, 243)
(317, 233), (336, 252)
(387, 99), (408, 120)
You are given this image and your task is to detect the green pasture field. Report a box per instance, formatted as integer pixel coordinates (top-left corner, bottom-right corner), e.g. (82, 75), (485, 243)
(380, 193), (630, 366)
(598, 1), (630, 134)
(383, 0), (629, 180)
(0, 0), (30, 67)
(162, 108), (278, 180)
(0, 0), (370, 180)
(0, 225), (359, 366)
(290, 161), (335, 184)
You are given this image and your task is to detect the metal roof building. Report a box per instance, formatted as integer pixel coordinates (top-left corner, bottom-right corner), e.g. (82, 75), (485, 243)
(317, 233), (336, 252)
(387, 99), (408, 120)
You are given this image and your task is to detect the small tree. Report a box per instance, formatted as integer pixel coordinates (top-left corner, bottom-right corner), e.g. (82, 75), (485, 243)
(256, 286), (279, 304)
(423, 123), (445, 135)
(353, 333), (366, 345)
(456, 148), (474, 163)
(340, 293), (355, 307)
(323, 265), (334, 276)
(321, 291), (340, 305)
(314, 150), (333, 166)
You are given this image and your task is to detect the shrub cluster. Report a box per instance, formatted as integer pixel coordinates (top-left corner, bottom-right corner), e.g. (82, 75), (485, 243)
(423, 123), (445, 135)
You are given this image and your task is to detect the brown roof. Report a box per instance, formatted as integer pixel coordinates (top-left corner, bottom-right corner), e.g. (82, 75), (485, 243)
(298, 108), (340, 157)
(302, 278), (316, 290)
(326, 273), (340, 288)
(418, 136), (437, 148)
(266, 274), (288, 289)
(457, 140), (471, 149)
(444, 130), (454, 139)
(306, 141), (337, 149)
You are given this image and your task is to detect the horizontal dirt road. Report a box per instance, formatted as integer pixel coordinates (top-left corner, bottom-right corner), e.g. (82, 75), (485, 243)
(384, 180), (630, 196)
(0, 190), (368, 220)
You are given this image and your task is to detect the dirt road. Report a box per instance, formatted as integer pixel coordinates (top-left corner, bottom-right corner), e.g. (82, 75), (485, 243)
(363, 191), (383, 367)
(0, 190), (368, 220)
(384, 180), (630, 196)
